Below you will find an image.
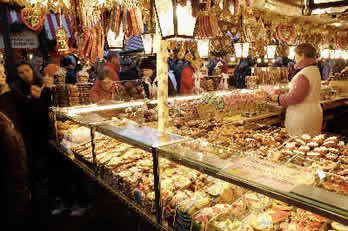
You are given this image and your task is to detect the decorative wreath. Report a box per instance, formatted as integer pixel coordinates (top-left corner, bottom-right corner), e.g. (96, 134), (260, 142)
(277, 24), (296, 45)
(21, 7), (45, 32)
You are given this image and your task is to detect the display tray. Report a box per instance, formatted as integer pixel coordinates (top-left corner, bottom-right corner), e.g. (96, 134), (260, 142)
(95, 119), (189, 151)
(158, 140), (348, 224)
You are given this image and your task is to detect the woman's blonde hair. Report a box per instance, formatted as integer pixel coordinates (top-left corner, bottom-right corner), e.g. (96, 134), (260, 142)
(295, 43), (317, 59)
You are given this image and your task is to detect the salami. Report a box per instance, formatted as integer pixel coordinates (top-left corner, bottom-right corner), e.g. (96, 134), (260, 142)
(99, 28), (105, 61)
(85, 27), (95, 62)
(90, 27), (98, 64)
(234, 0), (240, 15)
(78, 27), (89, 60)
(114, 5), (121, 36)
(129, 8), (139, 36)
(96, 25), (101, 61)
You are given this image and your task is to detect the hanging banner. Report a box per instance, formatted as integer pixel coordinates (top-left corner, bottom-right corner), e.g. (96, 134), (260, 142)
(0, 29), (39, 49)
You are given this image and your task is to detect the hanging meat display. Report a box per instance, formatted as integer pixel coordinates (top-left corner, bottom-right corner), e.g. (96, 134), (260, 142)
(77, 24), (105, 64)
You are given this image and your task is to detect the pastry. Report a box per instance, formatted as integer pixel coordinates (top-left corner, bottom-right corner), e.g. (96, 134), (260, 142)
(313, 134), (326, 144)
(307, 142), (319, 148)
(300, 134), (312, 143)
(251, 212), (273, 231)
(325, 136), (338, 143)
(294, 139), (306, 146)
(323, 140), (337, 148)
(328, 148), (340, 155)
(325, 153), (338, 161)
(298, 145), (310, 153)
(313, 147), (328, 155)
(285, 142), (297, 151)
(307, 151), (321, 159)
(331, 222), (348, 231)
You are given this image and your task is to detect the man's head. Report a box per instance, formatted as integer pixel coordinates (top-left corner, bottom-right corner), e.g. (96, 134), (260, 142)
(98, 69), (114, 91)
(31, 52), (44, 68)
(107, 51), (120, 66)
(139, 58), (155, 78)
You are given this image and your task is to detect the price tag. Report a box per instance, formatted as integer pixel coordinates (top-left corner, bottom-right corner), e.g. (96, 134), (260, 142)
(197, 104), (216, 120)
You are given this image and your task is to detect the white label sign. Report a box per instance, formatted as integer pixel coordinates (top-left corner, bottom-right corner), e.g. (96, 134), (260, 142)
(0, 30), (39, 49)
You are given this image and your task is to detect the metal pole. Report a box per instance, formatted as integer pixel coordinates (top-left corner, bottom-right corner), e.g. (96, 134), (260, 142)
(152, 147), (162, 224)
(90, 127), (97, 175)
(0, 4), (16, 82)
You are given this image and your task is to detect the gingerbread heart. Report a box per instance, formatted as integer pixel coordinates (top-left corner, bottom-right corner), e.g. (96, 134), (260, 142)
(277, 24), (296, 45)
(21, 7), (45, 31)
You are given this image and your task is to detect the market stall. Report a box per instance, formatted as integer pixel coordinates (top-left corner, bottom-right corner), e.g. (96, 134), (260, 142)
(2, 0), (348, 230)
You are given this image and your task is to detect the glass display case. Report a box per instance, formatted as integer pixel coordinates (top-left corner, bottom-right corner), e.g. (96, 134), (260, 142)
(52, 93), (348, 230)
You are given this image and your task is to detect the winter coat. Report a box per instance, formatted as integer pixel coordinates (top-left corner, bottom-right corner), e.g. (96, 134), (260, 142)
(179, 65), (194, 95)
(0, 111), (31, 225)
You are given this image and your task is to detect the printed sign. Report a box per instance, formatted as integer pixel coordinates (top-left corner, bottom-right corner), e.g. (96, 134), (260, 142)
(0, 29), (39, 49)
(222, 156), (315, 192)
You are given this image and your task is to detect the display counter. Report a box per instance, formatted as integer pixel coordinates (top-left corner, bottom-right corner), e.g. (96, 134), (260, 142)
(52, 90), (348, 230)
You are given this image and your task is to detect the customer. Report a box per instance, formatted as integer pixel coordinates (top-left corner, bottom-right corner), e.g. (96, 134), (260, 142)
(30, 52), (44, 74)
(61, 55), (77, 84)
(103, 51), (121, 81)
(11, 61), (53, 221)
(90, 69), (116, 103)
(271, 43), (322, 136)
(0, 62), (31, 227)
(179, 59), (202, 95)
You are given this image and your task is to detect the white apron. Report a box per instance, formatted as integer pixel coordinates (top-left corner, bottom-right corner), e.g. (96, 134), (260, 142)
(285, 65), (323, 137)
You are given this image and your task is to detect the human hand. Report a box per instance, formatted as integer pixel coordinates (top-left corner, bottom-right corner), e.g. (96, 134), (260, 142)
(31, 85), (42, 99)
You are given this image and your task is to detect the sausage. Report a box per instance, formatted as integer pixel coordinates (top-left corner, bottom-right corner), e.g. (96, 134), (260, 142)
(90, 26), (98, 64)
(114, 5), (121, 36)
(99, 28), (105, 61)
(234, 0), (240, 15)
(85, 27), (94, 62)
(78, 27), (89, 60)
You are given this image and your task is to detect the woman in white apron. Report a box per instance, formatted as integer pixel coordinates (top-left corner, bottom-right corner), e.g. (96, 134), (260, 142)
(272, 43), (323, 136)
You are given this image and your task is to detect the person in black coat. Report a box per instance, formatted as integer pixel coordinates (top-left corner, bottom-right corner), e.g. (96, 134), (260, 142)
(10, 60), (54, 221)
(0, 62), (31, 228)
(233, 56), (256, 88)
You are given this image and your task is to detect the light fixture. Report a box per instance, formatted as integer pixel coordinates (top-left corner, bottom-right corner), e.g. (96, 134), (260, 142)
(257, 58), (262, 63)
(329, 49), (335, 59)
(233, 42), (250, 58)
(266, 45), (277, 59)
(334, 50), (342, 59)
(154, 0), (196, 40)
(142, 33), (156, 55)
(342, 50), (348, 60)
(106, 24), (124, 50)
(197, 39), (210, 58)
(288, 46), (296, 59)
(320, 49), (330, 59)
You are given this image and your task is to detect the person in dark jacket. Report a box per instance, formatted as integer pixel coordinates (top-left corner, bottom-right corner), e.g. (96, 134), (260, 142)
(233, 56), (256, 88)
(0, 63), (31, 228)
(61, 55), (77, 84)
(10, 61), (53, 221)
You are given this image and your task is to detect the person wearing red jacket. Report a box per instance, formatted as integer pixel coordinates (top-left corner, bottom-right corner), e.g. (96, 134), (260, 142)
(179, 59), (202, 95)
(179, 64), (194, 95)
(89, 69), (116, 104)
(103, 52), (121, 82)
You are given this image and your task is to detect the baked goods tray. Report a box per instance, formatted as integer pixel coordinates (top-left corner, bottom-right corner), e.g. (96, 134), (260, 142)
(158, 139), (348, 224)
